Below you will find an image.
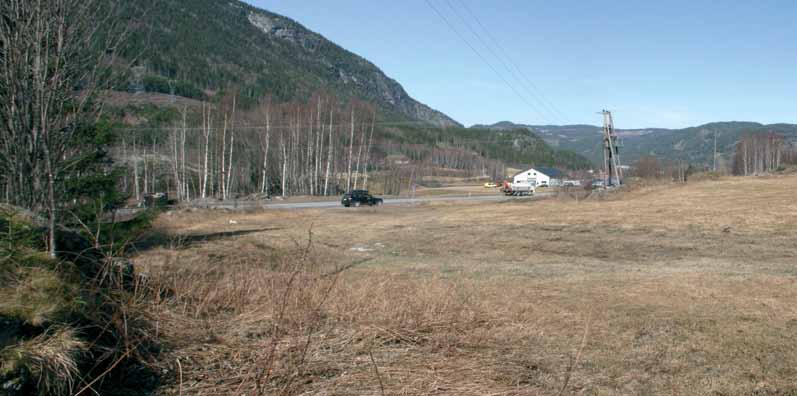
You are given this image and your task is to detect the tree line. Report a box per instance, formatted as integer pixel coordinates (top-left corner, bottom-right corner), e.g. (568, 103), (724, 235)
(732, 132), (796, 176)
(113, 92), (514, 202)
(120, 93), (380, 201)
(631, 131), (797, 181)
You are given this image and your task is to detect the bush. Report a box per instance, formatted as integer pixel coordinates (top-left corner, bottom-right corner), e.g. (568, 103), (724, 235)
(0, 207), (157, 395)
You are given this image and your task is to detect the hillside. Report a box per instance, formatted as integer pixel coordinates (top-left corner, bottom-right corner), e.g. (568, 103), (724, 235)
(114, 0), (459, 127)
(375, 124), (594, 171)
(100, 0), (594, 193)
(475, 121), (797, 166)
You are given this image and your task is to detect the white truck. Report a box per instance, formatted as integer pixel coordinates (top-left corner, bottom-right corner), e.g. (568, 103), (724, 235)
(502, 180), (535, 196)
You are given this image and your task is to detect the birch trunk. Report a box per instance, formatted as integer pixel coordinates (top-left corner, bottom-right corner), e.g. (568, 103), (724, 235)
(220, 114), (227, 200)
(201, 104), (211, 199)
(362, 110), (376, 189)
(346, 107), (355, 192)
(226, 98), (236, 198)
(260, 105), (271, 194)
(181, 107), (188, 200)
(352, 119), (365, 190)
(323, 107), (334, 196)
(133, 139), (141, 202)
(281, 133), (288, 198)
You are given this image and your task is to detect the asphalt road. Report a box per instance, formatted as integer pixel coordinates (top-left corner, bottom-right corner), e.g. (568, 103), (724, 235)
(259, 192), (552, 210)
(115, 193), (554, 217)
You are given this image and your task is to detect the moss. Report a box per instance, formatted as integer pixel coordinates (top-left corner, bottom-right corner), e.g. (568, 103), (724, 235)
(0, 266), (80, 327)
(0, 205), (45, 252)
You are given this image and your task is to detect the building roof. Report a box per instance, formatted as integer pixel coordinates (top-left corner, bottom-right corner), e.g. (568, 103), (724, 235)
(514, 167), (565, 179)
(534, 167), (564, 178)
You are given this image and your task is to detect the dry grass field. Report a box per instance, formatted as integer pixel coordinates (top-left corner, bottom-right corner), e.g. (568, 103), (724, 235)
(135, 175), (797, 395)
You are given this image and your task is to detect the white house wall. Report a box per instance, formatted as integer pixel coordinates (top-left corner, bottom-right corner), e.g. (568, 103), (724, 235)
(514, 169), (551, 186)
(514, 168), (564, 186)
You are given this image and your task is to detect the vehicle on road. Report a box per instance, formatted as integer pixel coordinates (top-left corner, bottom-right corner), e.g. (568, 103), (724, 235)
(341, 190), (383, 207)
(483, 182), (498, 188)
(501, 180), (535, 196)
(591, 179), (606, 189)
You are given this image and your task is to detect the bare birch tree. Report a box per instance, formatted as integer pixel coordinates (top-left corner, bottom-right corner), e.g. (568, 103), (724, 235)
(0, 0), (129, 256)
(200, 103), (211, 198)
(345, 104), (356, 192)
(259, 99), (272, 195)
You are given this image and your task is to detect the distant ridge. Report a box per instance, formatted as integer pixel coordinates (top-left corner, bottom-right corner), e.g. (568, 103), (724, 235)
(473, 121), (797, 165)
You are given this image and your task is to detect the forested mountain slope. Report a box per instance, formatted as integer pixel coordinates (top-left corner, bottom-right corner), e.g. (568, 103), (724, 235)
(113, 0), (459, 127)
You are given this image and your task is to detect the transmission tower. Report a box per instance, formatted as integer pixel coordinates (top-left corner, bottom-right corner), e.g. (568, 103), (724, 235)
(601, 110), (623, 186)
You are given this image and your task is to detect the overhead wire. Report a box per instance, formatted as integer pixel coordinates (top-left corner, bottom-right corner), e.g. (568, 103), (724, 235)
(450, 0), (572, 125)
(423, 0), (552, 124)
(116, 120), (486, 131)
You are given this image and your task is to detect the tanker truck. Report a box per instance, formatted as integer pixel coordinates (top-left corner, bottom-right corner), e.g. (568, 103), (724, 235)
(501, 180), (535, 196)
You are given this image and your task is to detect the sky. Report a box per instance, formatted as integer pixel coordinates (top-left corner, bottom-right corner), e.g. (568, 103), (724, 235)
(246, 1), (796, 129)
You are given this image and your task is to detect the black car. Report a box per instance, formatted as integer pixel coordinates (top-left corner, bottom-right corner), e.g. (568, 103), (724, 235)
(341, 190), (383, 207)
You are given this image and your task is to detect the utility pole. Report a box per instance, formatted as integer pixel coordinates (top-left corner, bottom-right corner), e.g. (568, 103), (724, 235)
(600, 110), (623, 186)
(713, 130), (718, 172)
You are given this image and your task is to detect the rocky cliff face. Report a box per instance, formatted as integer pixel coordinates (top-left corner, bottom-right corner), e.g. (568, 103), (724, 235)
(245, 9), (460, 127)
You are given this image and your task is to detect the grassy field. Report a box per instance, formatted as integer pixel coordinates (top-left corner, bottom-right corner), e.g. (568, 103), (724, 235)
(136, 175), (797, 395)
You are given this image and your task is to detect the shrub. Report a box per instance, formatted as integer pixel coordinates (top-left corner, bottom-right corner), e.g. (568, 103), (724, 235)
(0, 207), (156, 395)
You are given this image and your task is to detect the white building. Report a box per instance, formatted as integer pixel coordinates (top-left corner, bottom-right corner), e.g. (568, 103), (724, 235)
(512, 167), (565, 187)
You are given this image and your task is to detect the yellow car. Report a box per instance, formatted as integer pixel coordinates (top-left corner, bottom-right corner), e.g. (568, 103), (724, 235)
(483, 182), (498, 188)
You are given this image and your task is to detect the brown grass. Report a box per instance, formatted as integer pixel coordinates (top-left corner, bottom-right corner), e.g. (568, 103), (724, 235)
(137, 175), (797, 395)
(1, 328), (86, 395)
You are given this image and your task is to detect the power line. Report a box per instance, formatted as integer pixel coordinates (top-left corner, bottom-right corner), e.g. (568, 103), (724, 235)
(115, 123), (553, 134)
(443, 0), (562, 124)
(116, 120), (480, 132)
(423, 0), (552, 125)
(116, 124), (546, 143)
(452, 0), (571, 125)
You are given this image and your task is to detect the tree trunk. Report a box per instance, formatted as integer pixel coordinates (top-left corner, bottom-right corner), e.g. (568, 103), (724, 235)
(281, 137), (288, 198)
(324, 107), (334, 196)
(362, 110), (376, 189)
(346, 107), (355, 192)
(220, 113), (227, 200)
(43, 144), (57, 258)
(260, 106), (271, 195)
(201, 104), (211, 199)
(133, 138), (141, 202)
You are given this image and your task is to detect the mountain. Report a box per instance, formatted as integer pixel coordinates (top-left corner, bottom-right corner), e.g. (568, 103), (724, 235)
(474, 121), (797, 166)
(114, 0), (460, 127)
(103, 1), (592, 173)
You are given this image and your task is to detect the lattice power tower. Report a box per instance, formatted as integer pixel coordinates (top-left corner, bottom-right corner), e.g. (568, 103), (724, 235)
(601, 110), (623, 186)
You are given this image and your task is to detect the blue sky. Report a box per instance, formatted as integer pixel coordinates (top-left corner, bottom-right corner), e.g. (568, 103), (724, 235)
(246, 1), (795, 129)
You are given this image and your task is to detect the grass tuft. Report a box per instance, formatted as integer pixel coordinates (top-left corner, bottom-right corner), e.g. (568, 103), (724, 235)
(1, 328), (86, 395)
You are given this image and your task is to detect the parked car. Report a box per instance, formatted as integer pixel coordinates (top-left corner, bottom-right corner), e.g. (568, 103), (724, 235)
(591, 179), (606, 189)
(341, 190), (383, 207)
